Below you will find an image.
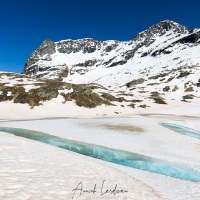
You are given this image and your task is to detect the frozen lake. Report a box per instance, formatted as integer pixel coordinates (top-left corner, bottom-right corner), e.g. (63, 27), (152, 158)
(1, 125), (200, 182)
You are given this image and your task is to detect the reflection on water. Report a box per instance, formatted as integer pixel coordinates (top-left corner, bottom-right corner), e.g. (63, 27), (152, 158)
(1, 126), (200, 182)
(161, 123), (200, 139)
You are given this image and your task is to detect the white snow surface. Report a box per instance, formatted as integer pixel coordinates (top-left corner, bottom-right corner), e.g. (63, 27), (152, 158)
(1, 114), (200, 200)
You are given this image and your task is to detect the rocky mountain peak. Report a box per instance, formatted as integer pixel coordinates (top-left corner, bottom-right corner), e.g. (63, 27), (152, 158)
(133, 20), (189, 43)
(32, 38), (56, 57)
(56, 38), (103, 54)
(23, 39), (56, 72)
(155, 20), (189, 33)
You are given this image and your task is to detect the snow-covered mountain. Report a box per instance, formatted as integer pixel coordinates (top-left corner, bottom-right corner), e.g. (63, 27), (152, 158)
(1, 20), (199, 112)
(22, 20), (199, 87)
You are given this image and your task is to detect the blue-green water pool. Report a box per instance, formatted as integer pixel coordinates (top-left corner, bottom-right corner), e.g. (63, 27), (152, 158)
(161, 123), (200, 140)
(1, 126), (200, 182)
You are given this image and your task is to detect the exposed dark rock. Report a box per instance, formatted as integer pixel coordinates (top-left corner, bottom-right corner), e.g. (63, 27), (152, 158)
(108, 60), (127, 68)
(73, 59), (98, 68)
(104, 43), (118, 52)
(61, 84), (113, 108)
(151, 31), (200, 57)
(149, 73), (169, 80)
(126, 78), (145, 88)
(0, 74), (116, 109)
(139, 104), (147, 108)
(59, 66), (69, 78)
(103, 57), (116, 66)
(182, 94), (194, 100)
(163, 86), (170, 92)
(150, 92), (167, 104)
(22, 39), (56, 77)
(57, 38), (102, 54)
(128, 103), (135, 109)
(132, 20), (189, 46)
(101, 93), (125, 102)
(172, 85), (179, 92)
(177, 71), (190, 78)
(185, 86), (194, 92)
(179, 31), (200, 44)
(141, 52), (148, 57)
(167, 77), (174, 82)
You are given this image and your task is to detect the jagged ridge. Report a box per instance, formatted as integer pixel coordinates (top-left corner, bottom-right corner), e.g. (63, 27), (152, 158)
(22, 20), (200, 91)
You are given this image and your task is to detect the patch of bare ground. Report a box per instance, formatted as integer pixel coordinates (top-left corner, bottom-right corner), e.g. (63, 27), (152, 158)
(101, 124), (144, 133)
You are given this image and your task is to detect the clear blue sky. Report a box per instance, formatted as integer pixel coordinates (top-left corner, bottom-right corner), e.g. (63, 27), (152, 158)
(0, 0), (200, 73)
